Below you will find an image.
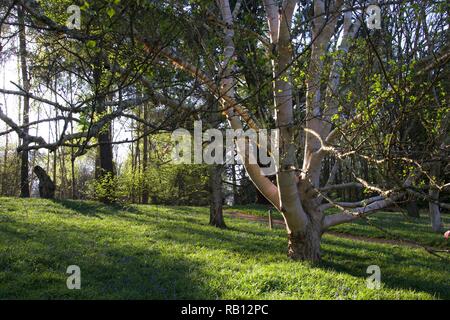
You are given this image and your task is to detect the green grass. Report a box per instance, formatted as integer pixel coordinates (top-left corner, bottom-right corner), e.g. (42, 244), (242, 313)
(326, 209), (450, 248)
(226, 204), (284, 220)
(227, 205), (450, 248)
(0, 197), (449, 299)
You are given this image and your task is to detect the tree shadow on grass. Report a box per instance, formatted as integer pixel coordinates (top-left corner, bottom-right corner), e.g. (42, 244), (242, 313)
(159, 223), (286, 256)
(150, 220), (450, 299)
(52, 199), (140, 218)
(2, 199), (448, 299)
(88, 205), (450, 299)
(126, 215), (450, 298)
(0, 220), (214, 299)
(113, 209), (288, 255)
(319, 236), (450, 299)
(118, 207), (204, 225)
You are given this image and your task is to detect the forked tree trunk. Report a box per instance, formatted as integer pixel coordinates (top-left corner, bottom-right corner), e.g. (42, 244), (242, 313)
(286, 195), (324, 262)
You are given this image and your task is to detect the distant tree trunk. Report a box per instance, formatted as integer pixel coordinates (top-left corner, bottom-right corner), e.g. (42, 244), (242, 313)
(53, 148), (57, 196)
(95, 122), (114, 204)
(30, 105), (40, 195)
(53, 106), (58, 198)
(46, 133), (50, 173)
(1, 88), (9, 195)
(95, 110), (114, 179)
(100, 130), (114, 172)
(142, 104), (149, 204)
(209, 164), (226, 228)
(97, 127), (114, 171)
(206, 91), (226, 228)
(59, 142), (67, 198)
(406, 200), (420, 218)
(1, 132), (7, 195)
(231, 164), (237, 205)
(134, 109), (141, 203)
(69, 75), (77, 199)
(429, 164), (443, 232)
(18, 5), (30, 198)
(70, 119), (76, 199)
(93, 61), (114, 202)
(130, 128), (136, 203)
(71, 154), (76, 199)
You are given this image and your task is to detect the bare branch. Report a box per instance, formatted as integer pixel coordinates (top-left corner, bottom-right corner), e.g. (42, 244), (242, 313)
(323, 193), (405, 230)
(0, 105), (47, 147)
(319, 196), (384, 211)
(319, 182), (364, 192)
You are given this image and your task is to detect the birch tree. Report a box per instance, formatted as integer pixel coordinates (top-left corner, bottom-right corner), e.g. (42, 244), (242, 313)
(1, 0), (448, 261)
(138, 0), (448, 261)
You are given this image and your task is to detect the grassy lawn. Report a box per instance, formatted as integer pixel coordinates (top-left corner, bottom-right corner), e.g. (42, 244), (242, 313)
(226, 204), (285, 220)
(227, 205), (450, 248)
(0, 197), (449, 299)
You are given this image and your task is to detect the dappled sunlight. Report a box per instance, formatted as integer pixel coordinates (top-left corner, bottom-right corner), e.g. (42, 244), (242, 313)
(0, 197), (447, 299)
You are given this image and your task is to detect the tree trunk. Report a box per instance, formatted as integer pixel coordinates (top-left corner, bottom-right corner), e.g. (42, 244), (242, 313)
(231, 163), (237, 205)
(288, 226), (322, 262)
(59, 139), (67, 198)
(18, 5), (30, 198)
(429, 164), (443, 232)
(142, 104), (149, 204)
(95, 102), (114, 180)
(286, 192), (323, 262)
(29, 106), (40, 196)
(1, 131), (7, 195)
(134, 109), (141, 203)
(429, 188), (443, 232)
(68, 75), (77, 199)
(406, 200), (420, 218)
(209, 164), (226, 228)
(53, 147), (57, 196)
(71, 155), (76, 199)
(70, 119), (76, 199)
(429, 200), (443, 233)
(1, 91), (9, 195)
(93, 61), (114, 201)
(130, 125), (135, 202)
(97, 129), (114, 177)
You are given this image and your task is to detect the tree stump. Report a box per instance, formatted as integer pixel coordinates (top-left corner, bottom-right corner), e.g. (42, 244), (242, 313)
(33, 166), (55, 199)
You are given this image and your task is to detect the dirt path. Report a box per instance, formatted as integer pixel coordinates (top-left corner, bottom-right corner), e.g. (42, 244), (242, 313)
(224, 211), (422, 248)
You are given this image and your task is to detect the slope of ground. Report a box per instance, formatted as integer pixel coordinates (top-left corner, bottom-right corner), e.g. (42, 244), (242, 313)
(0, 197), (448, 299)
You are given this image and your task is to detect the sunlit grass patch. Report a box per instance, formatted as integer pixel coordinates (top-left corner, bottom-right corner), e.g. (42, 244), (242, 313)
(0, 197), (448, 299)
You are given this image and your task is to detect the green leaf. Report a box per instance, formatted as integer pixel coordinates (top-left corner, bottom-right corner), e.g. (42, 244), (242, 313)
(107, 7), (115, 18)
(86, 40), (96, 49)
